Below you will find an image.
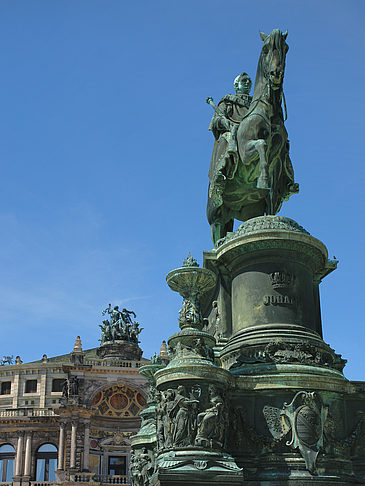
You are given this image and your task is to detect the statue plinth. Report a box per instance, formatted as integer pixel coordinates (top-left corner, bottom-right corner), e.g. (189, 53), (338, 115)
(96, 341), (142, 361)
(203, 216), (346, 385)
(197, 215), (363, 482)
(152, 449), (243, 486)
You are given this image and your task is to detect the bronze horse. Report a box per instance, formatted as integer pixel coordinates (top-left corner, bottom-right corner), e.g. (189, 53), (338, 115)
(207, 29), (298, 245)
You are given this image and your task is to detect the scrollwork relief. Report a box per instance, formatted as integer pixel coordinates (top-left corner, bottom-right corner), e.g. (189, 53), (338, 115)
(264, 391), (327, 473)
(324, 410), (365, 457)
(231, 340), (346, 371)
(230, 407), (285, 454)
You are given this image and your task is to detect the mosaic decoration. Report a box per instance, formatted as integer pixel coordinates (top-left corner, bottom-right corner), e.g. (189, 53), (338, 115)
(91, 384), (146, 417)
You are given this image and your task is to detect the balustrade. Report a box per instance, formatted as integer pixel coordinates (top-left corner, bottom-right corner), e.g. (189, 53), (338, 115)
(0, 408), (56, 418)
(72, 474), (129, 484)
(82, 359), (141, 368)
(31, 482), (55, 486)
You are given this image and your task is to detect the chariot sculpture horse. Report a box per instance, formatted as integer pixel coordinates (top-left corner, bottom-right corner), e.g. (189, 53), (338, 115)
(207, 29), (298, 245)
(0, 355), (13, 365)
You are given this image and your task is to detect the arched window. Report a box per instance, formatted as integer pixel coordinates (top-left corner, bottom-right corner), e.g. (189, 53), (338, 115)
(0, 444), (15, 482)
(36, 444), (57, 482)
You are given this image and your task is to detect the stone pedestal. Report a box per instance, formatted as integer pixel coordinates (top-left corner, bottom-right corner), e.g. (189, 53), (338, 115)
(97, 341), (142, 360)
(199, 216), (365, 484)
(133, 219), (365, 485)
(55, 469), (66, 483)
(152, 450), (243, 486)
(203, 216), (344, 375)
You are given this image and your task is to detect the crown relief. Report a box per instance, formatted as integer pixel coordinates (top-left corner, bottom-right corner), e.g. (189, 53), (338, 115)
(270, 271), (295, 289)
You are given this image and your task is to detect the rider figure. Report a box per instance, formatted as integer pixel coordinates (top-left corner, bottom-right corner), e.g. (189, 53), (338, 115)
(207, 73), (252, 243)
(208, 72), (252, 183)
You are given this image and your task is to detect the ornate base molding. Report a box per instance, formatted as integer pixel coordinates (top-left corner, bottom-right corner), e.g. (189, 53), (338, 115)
(152, 449), (243, 485)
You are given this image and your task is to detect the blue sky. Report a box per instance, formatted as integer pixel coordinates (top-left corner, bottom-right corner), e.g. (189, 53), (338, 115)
(0, 1), (364, 380)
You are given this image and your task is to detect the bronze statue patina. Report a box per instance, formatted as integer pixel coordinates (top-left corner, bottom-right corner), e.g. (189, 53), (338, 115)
(207, 29), (299, 244)
(0, 355), (13, 365)
(99, 304), (143, 345)
(207, 72), (252, 191)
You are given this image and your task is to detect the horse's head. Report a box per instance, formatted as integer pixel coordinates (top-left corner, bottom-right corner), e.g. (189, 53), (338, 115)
(258, 29), (288, 92)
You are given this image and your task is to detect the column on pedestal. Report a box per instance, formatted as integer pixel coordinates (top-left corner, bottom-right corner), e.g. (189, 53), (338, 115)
(57, 422), (66, 470)
(14, 433), (23, 476)
(39, 372), (46, 408)
(83, 421), (90, 471)
(23, 433), (32, 477)
(70, 420), (77, 470)
(12, 373), (20, 408)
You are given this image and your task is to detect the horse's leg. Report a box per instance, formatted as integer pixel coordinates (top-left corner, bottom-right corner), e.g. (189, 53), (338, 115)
(224, 218), (234, 234)
(211, 220), (224, 246)
(246, 139), (269, 189)
(266, 187), (274, 215)
(211, 213), (232, 246)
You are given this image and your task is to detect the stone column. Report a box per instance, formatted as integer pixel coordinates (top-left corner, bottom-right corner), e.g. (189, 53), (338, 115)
(23, 432), (32, 477)
(57, 422), (66, 470)
(39, 372), (47, 408)
(70, 420), (77, 470)
(83, 421), (90, 471)
(14, 433), (23, 476)
(12, 372), (20, 408)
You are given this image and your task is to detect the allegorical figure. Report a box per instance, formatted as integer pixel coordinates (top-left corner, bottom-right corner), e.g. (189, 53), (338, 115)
(130, 448), (153, 486)
(157, 389), (176, 449)
(207, 73), (252, 242)
(99, 304), (142, 344)
(171, 385), (200, 447)
(195, 385), (227, 449)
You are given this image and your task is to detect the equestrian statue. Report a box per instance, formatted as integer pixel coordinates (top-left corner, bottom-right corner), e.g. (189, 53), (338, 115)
(207, 29), (299, 245)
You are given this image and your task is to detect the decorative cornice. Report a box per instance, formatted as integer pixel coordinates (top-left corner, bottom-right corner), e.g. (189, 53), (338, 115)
(218, 216), (310, 246)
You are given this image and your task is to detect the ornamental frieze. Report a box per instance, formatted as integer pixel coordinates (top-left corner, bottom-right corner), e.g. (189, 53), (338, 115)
(231, 340), (346, 371)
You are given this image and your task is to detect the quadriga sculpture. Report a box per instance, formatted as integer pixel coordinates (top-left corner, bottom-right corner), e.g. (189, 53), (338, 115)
(207, 29), (298, 244)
